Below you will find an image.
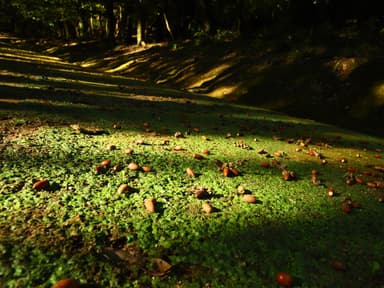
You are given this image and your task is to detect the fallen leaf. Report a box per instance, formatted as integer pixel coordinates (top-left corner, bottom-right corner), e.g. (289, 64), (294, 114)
(149, 258), (172, 277)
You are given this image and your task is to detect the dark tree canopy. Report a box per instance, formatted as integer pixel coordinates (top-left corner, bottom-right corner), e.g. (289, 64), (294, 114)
(0, 0), (383, 43)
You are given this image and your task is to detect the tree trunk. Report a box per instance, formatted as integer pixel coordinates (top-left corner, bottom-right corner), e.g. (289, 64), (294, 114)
(105, 0), (115, 43)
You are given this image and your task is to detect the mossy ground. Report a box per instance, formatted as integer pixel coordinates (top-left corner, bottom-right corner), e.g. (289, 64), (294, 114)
(0, 35), (383, 287)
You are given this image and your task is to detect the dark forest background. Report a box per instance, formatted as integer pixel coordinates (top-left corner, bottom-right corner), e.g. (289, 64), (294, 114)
(1, 0), (383, 44)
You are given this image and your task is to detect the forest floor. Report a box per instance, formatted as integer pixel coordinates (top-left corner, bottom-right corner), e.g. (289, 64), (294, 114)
(0, 33), (384, 287)
(45, 25), (384, 137)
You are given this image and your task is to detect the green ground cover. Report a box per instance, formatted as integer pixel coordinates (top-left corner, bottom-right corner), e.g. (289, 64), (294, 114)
(0, 37), (383, 287)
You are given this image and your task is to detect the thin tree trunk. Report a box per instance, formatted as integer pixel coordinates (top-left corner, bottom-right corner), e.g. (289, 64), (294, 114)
(163, 12), (174, 40)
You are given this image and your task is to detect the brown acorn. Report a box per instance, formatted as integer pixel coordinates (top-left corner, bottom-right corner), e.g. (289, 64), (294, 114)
(202, 202), (213, 214)
(243, 194), (257, 203)
(117, 184), (133, 194)
(342, 203), (351, 214)
(282, 170), (296, 181)
(355, 176), (364, 184)
(106, 144), (117, 150)
(32, 179), (50, 191)
(201, 149), (210, 155)
(95, 165), (106, 174)
(193, 153), (204, 160)
(144, 198), (156, 213)
(331, 260), (347, 271)
(124, 148), (133, 155)
(327, 188), (335, 197)
(195, 188), (210, 199)
(223, 167), (230, 177)
(100, 159), (111, 167)
(53, 278), (80, 288)
(186, 167), (195, 177)
(128, 162), (140, 171)
(230, 168), (239, 176)
(141, 166), (152, 172)
(260, 161), (270, 168)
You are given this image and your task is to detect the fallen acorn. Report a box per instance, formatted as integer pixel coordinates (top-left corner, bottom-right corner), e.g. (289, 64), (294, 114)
(339, 157), (347, 163)
(111, 164), (122, 172)
(128, 162), (140, 171)
(327, 188), (335, 197)
(355, 176), (364, 184)
(53, 278), (80, 288)
(201, 149), (210, 155)
(123, 148), (133, 155)
(141, 166), (152, 172)
(144, 198), (156, 213)
(32, 179), (50, 191)
(331, 260), (347, 271)
(243, 194), (257, 203)
(202, 202), (213, 214)
(100, 159), (111, 167)
(230, 168), (239, 176)
(193, 153), (205, 160)
(195, 188), (210, 199)
(237, 185), (246, 194)
(366, 182), (377, 188)
(106, 144), (117, 150)
(275, 271), (293, 287)
(95, 165), (106, 174)
(342, 203), (351, 214)
(173, 145), (184, 151)
(223, 167), (230, 177)
(186, 167), (195, 177)
(282, 170), (296, 181)
(117, 184), (133, 194)
(260, 161), (270, 168)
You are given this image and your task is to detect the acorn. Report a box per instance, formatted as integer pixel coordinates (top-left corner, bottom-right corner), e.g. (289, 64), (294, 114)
(100, 159), (111, 167)
(282, 170), (296, 181)
(223, 167), (230, 177)
(327, 188), (335, 197)
(173, 145), (184, 151)
(111, 164), (122, 172)
(331, 260), (347, 271)
(32, 179), (50, 191)
(53, 278), (80, 288)
(342, 203), (351, 214)
(142, 166), (152, 172)
(195, 188), (210, 199)
(128, 162), (140, 171)
(95, 165), (106, 174)
(106, 144), (116, 150)
(230, 168), (239, 176)
(275, 272), (293, 287)
(339, 157), (347, 163)
(186, 167), (195, 177)
(117, 184), (133, 194)
(201, 149), (210, 155)
(260, 161), (270, 168)
(243, 194), (257, 203)
(193, 153), (204, 159)
(144, 198), (156, 213)
(202, 202), (213, 214)
(237, 185), (246, 194)
(123, 148), (133, 155)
